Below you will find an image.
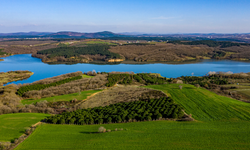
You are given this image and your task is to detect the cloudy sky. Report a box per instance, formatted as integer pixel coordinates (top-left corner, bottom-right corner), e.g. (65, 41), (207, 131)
(0, 0), (249, 33)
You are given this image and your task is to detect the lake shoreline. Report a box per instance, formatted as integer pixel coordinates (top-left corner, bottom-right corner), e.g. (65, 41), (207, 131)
(1, 54), (250, 85)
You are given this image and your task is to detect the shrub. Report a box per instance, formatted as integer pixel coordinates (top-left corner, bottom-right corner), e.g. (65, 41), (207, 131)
(98, 126), (106, 133)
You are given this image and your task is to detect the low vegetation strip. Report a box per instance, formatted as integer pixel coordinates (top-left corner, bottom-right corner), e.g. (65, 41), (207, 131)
(17, 75), (82, 96)
(44, 97), (184, 125)
(147, 84), (250, 121)
(21, 90), (102, 105)
(15, 121), (250, 150)
(0, 113), (49, 142)
(77, 86), (167, 109)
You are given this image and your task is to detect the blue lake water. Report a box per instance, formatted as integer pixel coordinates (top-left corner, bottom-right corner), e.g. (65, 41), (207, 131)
(1, 54), (250, 84)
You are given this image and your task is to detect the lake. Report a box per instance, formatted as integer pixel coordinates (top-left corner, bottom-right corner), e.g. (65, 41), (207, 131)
(1, 54), (250, 84)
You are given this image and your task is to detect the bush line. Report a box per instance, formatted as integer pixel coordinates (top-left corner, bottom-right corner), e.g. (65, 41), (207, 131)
(17, 76), (82, 96)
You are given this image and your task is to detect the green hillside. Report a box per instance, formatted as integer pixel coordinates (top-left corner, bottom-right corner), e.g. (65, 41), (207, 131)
(146, 84), (250, 121)
(12, 83), (250, 149)
(0, 113), (49, 142)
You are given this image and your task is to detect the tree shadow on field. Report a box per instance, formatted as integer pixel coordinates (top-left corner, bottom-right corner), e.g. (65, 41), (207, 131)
(79, 131), (99, 134)
(19, 131), (25, 134)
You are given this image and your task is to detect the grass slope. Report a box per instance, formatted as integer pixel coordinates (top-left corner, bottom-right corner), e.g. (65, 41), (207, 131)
(82, 74), (94, 78)
(146, 84), (250, 121)
(15, 121), (250, 150)
(22, 90), (102, 105)
(14, 83), (250, 150)
(0, 113), (49, 142)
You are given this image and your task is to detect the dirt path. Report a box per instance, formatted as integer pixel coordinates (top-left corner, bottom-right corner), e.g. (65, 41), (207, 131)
(75, 89), (106, 107)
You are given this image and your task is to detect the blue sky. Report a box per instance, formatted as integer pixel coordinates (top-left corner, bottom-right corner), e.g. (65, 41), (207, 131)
(0, 0), (249, 33)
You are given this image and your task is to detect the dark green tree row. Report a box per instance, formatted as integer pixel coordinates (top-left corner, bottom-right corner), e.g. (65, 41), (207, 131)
(135, 74), (167, 85)
(37, 45), (121, 59)
(168, 40), (249, 48)
(122, 43), (154, 46)
(105, 73), (168, 87)
(17, 76), (82, 96)
(105, 74), (131, 87)
(44, 97), (184, 125)
(180, 75), (228, 88)
(212, 51), (226, 58)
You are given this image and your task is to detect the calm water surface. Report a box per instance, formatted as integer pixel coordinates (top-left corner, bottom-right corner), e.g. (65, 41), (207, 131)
(1, 54), (250, 84)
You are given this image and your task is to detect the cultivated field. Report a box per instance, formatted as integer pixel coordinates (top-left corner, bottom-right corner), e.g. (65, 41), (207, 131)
(147, 84), (250, 121)
(15, 121), (250, 150)
(0, 113), (49, 142)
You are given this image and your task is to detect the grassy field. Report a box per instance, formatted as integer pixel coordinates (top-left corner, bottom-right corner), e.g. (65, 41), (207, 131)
(15, 121), (250, 150)
(12, 83), (250, 149)
(22, 90), (102, 105)
(222, 83), (250, 100)
(82, 74), (94, 78)
(146, 84), (250, 121)
(0, 113), (49, 142)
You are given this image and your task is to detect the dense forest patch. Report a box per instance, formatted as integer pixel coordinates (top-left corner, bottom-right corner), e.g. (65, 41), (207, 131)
(168, 40), (250, 48)
(45, 97), (184, 125)
(105, 73), (168, 87)
(36, 45), (121, 59)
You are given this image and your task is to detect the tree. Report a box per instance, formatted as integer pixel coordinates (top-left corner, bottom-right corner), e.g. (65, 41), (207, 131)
(59, 119), (65, 124)
(52, 118), (58, 124)
(107, 117), (112, 123)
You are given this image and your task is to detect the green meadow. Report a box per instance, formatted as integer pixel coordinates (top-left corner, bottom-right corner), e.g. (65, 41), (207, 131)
(21, 90), (102, 105)
(0, 113), (49, 142)
(13, 84), (250, 149)
(82, 74), (94, 78)
(15, 121), (250, 150)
